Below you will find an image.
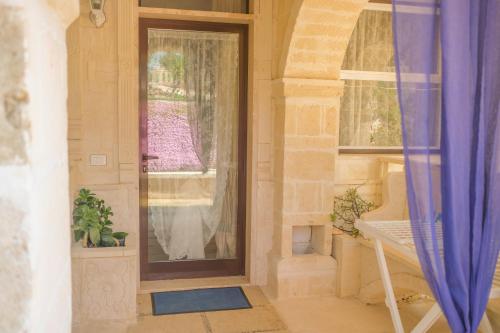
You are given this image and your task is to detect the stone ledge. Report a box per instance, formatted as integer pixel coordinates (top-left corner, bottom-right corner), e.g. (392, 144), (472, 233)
(282, 213), (331, 226)
(71, 235), (137, 327)
(333, 234), (361, 297)
(140, 276), (250, 294)
(71, 234), (137, 259)
(267, 254), (337, 299)
(276, 254), (337, 273)
(272, 78), (344, 98)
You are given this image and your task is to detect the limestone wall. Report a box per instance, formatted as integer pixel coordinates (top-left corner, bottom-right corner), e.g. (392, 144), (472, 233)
(335, 156), (385, 207)
(0, 5), (31, 331)
(279, 0), (368, 80)
(66, 0), (391, 295)
(67, 0), (275, 286)
(0, 0), (78, 332)
(67, 0), (138, 237)
(273, 0), (385, 210)
(267, 0), (374, 298)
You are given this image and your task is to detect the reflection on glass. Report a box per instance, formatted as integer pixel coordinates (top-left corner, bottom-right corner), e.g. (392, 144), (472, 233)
(146, 29), (239, 263)
(340, 80), (401, 147)
(342, 10), (395, 72)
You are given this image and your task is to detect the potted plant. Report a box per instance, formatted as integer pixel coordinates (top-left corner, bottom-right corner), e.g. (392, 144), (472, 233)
(72, 188), (128, 247)
(330, 186), (375, 237)
(112, 231), (128, 247)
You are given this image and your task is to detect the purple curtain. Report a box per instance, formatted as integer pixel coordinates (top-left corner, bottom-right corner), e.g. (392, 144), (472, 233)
(393, 0), (500, 332)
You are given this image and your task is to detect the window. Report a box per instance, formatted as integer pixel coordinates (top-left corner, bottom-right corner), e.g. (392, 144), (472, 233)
(339, 6), (402, 153)
(139, 0), (250, 14)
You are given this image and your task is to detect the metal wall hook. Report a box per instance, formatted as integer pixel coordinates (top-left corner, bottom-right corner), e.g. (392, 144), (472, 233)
(89, 0), (106, 28)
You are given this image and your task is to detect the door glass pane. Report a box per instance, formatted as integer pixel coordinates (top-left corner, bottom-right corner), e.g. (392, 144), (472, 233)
(145, 29), (240, 263)
(140, 0), (249, 14)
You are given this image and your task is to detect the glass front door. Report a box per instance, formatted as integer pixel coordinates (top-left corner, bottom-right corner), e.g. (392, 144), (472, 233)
(139, 19), (247, 280)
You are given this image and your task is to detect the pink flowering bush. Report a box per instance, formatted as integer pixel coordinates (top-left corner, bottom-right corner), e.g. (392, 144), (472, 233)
(147, 100), (217, 172)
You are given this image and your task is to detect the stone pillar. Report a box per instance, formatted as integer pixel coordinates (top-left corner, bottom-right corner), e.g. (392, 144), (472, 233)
(0, 0), (78, 332)
(268, 78), (343, 298)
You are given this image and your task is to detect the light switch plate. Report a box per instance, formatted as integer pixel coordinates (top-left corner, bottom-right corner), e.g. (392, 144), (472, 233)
(89, 154), (107, 166)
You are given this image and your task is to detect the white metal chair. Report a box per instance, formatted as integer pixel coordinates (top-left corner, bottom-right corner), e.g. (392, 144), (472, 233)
(355, 219), (499, 333)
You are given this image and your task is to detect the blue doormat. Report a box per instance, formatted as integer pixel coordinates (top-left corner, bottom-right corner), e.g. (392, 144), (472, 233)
(151, 287), (252, 315)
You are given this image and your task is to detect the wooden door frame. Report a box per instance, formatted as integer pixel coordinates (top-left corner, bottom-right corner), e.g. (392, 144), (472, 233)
(139, 19), (248, 281)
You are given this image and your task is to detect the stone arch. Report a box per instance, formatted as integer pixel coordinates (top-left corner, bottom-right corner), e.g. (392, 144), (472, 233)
(277, 0), (369, 80)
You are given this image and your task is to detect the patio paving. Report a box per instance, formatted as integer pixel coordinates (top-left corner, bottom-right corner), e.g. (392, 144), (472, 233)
(272, 295), (451, 333)
(130, 286), (288, 333)
(74, 286), (459, 333)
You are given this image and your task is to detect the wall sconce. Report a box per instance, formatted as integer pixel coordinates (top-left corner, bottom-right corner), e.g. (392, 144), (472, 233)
(89, 0), (106, 28)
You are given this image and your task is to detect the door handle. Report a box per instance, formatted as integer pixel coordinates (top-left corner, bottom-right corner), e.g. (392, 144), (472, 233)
(142, 154), (158, 173)
(142, 154), (159, 162)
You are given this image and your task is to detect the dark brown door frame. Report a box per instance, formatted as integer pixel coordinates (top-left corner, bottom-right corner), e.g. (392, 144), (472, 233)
(139, 19), (248, 281)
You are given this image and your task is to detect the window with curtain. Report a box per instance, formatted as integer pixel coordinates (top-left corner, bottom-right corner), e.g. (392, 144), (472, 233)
(339, 7), (402, 152)
(146, 28), (241, 262)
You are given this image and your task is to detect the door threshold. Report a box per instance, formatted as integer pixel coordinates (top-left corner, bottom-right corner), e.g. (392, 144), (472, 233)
(139, 275), (250, 294)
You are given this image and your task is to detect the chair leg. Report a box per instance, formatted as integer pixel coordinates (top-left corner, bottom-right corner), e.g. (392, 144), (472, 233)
(410, 303), (441, 333)
(374, 239), (405, 333)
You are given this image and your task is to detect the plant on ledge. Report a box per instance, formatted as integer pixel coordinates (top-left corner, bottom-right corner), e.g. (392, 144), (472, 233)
(72, 188), (128, 248)
(330, 186), (375, 237)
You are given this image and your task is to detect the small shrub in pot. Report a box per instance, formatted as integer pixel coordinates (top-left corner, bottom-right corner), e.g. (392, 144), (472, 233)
(72, 188), (128, 247)
(330, 186), (375, 237)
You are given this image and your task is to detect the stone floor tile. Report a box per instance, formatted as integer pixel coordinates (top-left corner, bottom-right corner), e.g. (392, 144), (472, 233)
(487, 299), (500, 331)
(72, 321), (128, 333)
(273, 296), (452, 333)
(127, 313), (206, 333)
(241, 286), (269, 307)
(137, 293), (153, 316)
(205, 305), (287, 333)
(140, 276), (249, 294)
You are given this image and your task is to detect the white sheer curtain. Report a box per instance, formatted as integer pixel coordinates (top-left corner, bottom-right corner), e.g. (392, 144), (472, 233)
(147, 29), (239, 260)
(213, 44), (239, 258)
(339, 10), (402, 147)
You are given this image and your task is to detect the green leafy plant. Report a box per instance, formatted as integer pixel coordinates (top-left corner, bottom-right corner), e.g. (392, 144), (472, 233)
(330, 186), (375, 237)
(112, 231), (129, 246)
(72, 188), (128, 247)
